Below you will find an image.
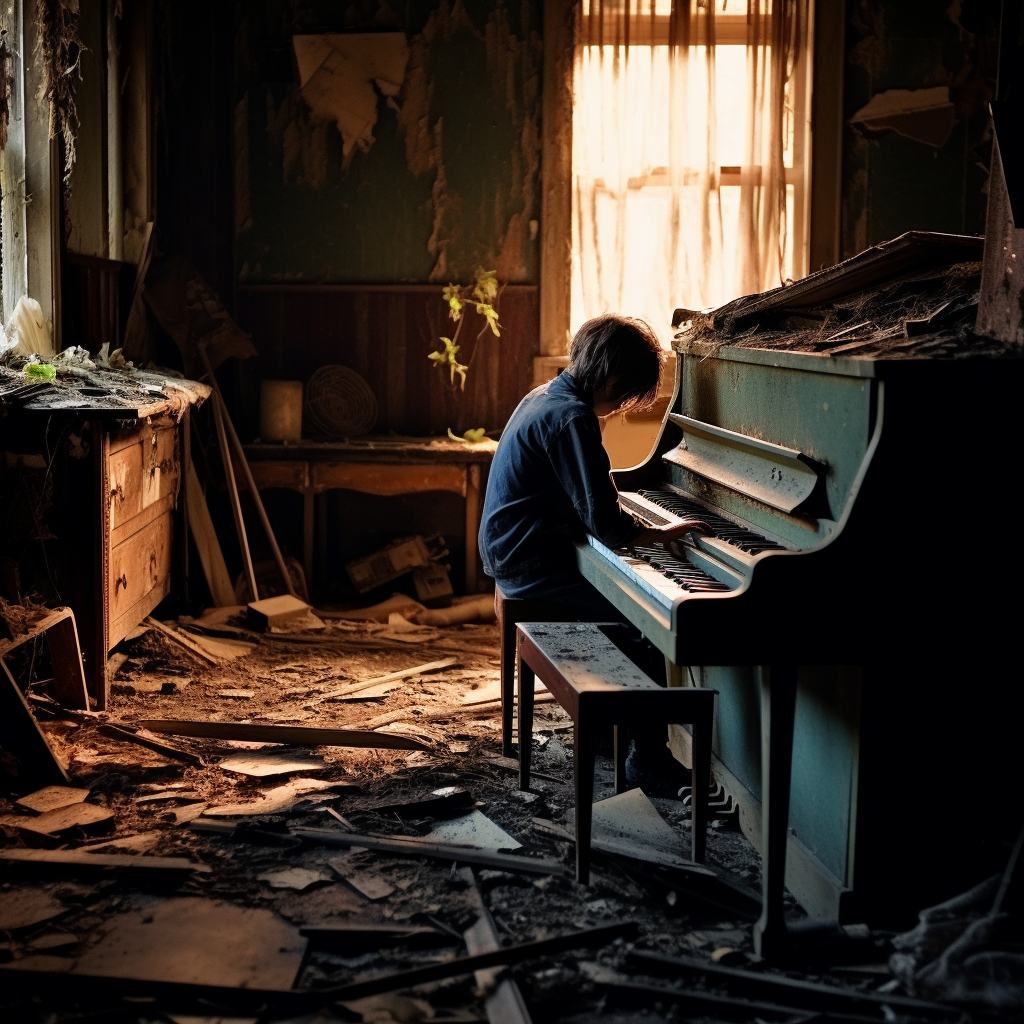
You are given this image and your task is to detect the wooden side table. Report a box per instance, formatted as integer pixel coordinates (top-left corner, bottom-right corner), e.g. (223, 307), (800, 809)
(240, 437), (497, 594)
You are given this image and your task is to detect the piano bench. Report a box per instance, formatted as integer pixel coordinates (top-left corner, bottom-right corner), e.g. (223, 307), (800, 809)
(516, 621), (716, 884)
(494, 586), (584, 757)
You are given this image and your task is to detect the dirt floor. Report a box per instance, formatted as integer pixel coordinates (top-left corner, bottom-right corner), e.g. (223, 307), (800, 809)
(0, 610), (981, 1023)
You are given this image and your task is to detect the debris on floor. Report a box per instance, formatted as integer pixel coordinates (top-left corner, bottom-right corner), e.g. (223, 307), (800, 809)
(0, 604), (1016, 1022)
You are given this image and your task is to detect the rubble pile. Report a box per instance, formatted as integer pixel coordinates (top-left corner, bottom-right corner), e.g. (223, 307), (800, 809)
(0, 608), (1014, 1022)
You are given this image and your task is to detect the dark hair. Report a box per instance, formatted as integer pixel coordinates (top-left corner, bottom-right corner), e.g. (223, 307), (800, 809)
(567, 314), (663, 413)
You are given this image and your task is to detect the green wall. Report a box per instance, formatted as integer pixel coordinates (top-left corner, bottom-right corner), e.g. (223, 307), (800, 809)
(841, 0), (1000, 257)
(235, 0), (542, 284)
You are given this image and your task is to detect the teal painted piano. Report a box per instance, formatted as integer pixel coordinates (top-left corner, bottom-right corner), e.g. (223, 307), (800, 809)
(575, 231), (1023, 941)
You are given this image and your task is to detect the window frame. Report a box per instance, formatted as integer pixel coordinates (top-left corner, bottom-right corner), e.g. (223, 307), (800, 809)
(537, 0), (844, 374)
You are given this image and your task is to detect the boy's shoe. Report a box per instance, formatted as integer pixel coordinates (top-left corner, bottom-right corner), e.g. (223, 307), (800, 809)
(624, 743), (692, 799)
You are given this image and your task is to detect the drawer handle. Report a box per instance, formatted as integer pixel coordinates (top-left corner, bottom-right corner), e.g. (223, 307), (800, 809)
(115, 573), (128, 592)
(109, 484), (124, 504)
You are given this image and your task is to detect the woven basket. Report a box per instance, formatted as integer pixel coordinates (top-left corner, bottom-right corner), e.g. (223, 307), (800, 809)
(304, 365), (378, 438)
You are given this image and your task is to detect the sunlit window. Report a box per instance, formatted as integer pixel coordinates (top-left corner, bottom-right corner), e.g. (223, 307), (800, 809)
(571, 0), (812, 345)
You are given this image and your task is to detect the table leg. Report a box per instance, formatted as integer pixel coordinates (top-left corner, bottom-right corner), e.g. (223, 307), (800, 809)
(302, 464), (314, 596)
(465, 464), (481, 594)
(753, 664), (798, 959)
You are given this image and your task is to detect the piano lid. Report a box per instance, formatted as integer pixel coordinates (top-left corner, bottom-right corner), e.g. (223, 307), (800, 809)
(674, 230), (984, 335)
(664, 414), (825, 516)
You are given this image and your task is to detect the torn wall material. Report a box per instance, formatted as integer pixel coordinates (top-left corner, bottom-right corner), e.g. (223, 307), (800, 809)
(238, 0), (542, 284)
(292, 33), (410, 165)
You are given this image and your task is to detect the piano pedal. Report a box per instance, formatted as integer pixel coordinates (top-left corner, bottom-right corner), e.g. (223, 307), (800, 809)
(678, 780), (739, 829)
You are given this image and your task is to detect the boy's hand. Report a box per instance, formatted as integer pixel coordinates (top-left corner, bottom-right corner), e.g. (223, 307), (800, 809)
(633, 517), (711, 550)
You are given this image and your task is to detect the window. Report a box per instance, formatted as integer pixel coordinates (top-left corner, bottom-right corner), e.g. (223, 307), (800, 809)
(0, 0), (27, 326)
(570, 0), (813, 344)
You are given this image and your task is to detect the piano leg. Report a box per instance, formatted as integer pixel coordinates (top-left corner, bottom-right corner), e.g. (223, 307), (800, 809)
(690, 699), (713, 863)
(753, 663), (798, 959)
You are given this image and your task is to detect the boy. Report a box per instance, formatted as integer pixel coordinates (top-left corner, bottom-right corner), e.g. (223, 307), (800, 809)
(479, 314), (707, 789)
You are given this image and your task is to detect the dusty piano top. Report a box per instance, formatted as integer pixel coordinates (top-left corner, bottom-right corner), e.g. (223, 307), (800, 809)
(673, 230), (1022, 369)
(0, 361), (210, 419)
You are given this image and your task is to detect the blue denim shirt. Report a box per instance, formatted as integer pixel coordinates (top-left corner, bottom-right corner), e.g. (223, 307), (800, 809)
(479, 371), (642, 589)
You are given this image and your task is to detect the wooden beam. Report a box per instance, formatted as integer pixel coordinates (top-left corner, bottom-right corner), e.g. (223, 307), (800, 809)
(139, 719), (433, 752)
(539, 0), (577, 355)
(289, 826), (569, 877)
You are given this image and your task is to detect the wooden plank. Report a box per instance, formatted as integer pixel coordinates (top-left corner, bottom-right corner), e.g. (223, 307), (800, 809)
(108, 513), (173, 624)
(460, 865), (535, 1024)
(43, 612), (91, 710)
(0, 608), (74, 658)
(626, 951), (952, 1016)
(16, 786), (89, 813)
(0, 661), (69, 787)
(0, 849), (210, 873)
(98, 723), (204, 766)
(140, 719), (433, 752)
(0, 920), (635, 1012)
(312, 462), (466, 497)
(184, 461), (235, 607)
(142, 616), (219, 665)
(0, 802), (114, 837)
(290, 827), (568, 876)
(300, 923), (447, 946)
(315, 657), (458, 701)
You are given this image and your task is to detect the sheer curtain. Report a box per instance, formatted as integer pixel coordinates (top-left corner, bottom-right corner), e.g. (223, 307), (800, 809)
(571, 0), (808, 343)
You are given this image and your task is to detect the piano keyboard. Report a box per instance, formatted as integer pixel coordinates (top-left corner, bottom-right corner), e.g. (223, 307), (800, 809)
(620, 489), (784, 555)
(632, 545), (732, 593)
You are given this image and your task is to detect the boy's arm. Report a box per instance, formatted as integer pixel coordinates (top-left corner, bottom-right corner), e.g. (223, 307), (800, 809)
(551, 414), (709, 550)
(549, 413), (639, 547)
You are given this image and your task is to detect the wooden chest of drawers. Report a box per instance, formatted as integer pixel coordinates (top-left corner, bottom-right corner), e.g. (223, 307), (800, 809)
(106, 418), (181, 647)
(59, 407), (195, 710)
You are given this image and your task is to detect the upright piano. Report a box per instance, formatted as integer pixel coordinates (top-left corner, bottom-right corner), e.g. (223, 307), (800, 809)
(575, 230), (1023, 943)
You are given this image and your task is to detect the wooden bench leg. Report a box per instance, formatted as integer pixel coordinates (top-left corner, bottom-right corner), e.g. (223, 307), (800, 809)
(613, 724), (629, 794)
(690, 696), (714, 863)
(574, 715), (596, 885)
(517, 653), (536, 791)
(502, 615), (517, 757)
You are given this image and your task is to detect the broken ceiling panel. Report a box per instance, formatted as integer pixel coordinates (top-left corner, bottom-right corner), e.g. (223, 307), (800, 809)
(849, 86), (956, 148)
(292, 33), (410, 163)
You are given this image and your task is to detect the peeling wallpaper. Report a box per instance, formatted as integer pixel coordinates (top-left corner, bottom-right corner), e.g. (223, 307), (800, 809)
(235, 0), (542, 284)
(841, 0), (1001, 258)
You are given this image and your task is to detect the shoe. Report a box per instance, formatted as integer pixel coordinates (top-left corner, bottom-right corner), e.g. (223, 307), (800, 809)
(624, 741), (692, 798)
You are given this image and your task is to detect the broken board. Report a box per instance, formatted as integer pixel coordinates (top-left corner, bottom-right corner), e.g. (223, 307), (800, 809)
(72, 897), (306, 989)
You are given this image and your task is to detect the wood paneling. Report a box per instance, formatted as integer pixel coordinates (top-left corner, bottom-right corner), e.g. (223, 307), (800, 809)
(235, 285), (539, 436)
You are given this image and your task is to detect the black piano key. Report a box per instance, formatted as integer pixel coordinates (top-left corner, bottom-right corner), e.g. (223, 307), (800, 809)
(637, 489), (784, 552)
